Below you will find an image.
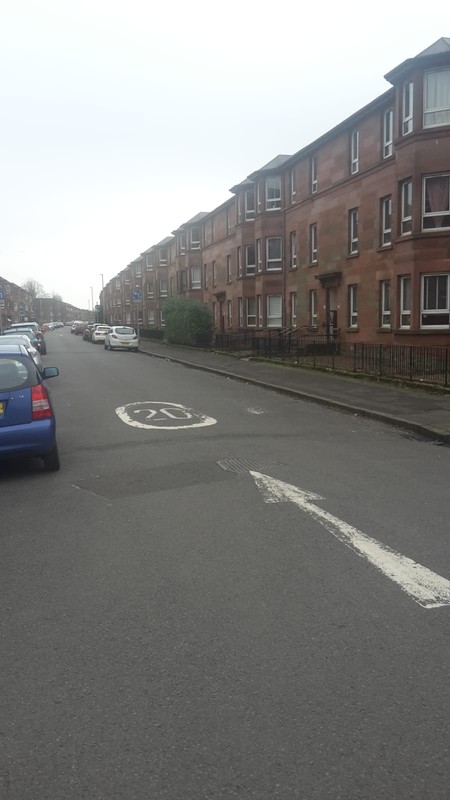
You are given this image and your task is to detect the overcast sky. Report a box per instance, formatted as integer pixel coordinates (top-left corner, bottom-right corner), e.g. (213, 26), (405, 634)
(0, 0), (447, 309)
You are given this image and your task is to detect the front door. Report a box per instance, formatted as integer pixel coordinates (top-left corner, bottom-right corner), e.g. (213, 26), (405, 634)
(326, 288), (338, 339)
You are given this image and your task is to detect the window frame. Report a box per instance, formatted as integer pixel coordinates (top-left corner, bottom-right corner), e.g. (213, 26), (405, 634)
(309, 223), (318, 264)
(423, 68), (450, 128)
(350, 130), (359, 174)
(246, 297), (256, 327)
(244, 189), (255, 220)
(290, 168), (296, 203)
(380, 195), (392, 246)
(290, 231), (297, 269)
(402, 81), (414, 135)
(266, 237), (282, 271)
(311, 155), (317, 194)
(348, 284), (358, 328)
(380, 280), (391, 327)
(190, 267), (202, 290)
(310, 289), (318, 327)
(265, 175), (282, 211)
(421, 273), (450, 328)
(245, 244), (256, 275)
(422, 174), (450, 230)
(399, 275), (411, 328)
(290, 292), (297, 327)
(401, 180), (412, 235)
(383, 109), (393, 158)
(190, 226), (201, 250)
(267, 295), (282, 328)
(348, 208), (359, 254)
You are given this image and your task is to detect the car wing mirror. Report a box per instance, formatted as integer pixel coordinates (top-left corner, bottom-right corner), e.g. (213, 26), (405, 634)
(42, 367), (59, 378)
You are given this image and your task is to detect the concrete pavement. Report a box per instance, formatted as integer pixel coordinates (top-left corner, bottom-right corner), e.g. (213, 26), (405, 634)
(138, 338), (450, 444)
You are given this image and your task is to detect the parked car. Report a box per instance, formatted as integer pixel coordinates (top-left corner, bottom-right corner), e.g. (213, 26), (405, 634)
(83, 322), (96, 341)
(104, 326), (139, 351)
(0, 334), (43, 372)
(0, 344), (60, 471)
(73, 322), (87, 336)
(2, 327), (47, 356)
(91, 324), (110, 344)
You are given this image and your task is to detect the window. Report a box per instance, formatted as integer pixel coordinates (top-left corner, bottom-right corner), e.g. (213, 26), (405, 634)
(135, 262), (142, 277)
(245, 189), (255, 220)
(310, 290), (318, 327)
(402, 81), (413, 135)
(380, 281), (391, 327)
(146, 282), (154, 298)
(203, 263), (208, 289)
(348, 209), (359, 254)
(267, 295), (282, 327)
(290, 292), (297, 327)
(190, 267), (201, 289)
(399, 276), (411, 328)
(256, 183), (261, 212)
(160, 308), (165, 327)
(380, 196), (392, 246)
(237, 247), (242, 277)
(348, 285), (358, 327)
(115, 278), (120, 290)
(257, 295), (263, 327)
(311, 155), (317, 193)
(226, 255), (232, 283)
(179, 232), (186, 255)
(290, 232), (297, 268)
(227, 300), (232, 328)
(256, 239), (262, 272)
(401, 180), (412, 234)
(179, 270), (187, 292)
(383, 109), (393, 158)
(238, 298), (243, 327)
(159, 280), (168, 297)
(350, 130), (359, 174)
(266, 237), (282, 270)
(309, 223), (318, 264)
(191, 227), (201, 249)
(159, 248), (167, 267)
(146, 254), (153, 270)
(226, 207), (232, 235)
(421, 274), (450, 327)
(245, 245), (256, 275)
(246, 297), (256, 327)
(423, 175), (450, 229)
(290, 169), (296, 203)
(212, 261), (217, 287)
(237, 195), (242, 223)
(424, 69), (450, 127)
(266, 176), (282, 210)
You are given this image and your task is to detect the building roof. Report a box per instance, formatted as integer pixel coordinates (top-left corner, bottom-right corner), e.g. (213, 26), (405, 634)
(154, 236), (174, 247)
(247, 154), (292, 180)
(416, 37), (450, 57)
(385, 37), (450, 83)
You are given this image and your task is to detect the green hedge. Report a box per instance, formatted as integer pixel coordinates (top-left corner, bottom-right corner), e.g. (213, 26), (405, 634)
(163, 297), (213, 346)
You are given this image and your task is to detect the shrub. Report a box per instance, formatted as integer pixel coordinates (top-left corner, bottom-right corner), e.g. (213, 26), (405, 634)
(163, 297), (213, 346)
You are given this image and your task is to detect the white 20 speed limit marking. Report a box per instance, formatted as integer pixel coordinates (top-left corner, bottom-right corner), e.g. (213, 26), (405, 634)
(115, 401), (217, 430)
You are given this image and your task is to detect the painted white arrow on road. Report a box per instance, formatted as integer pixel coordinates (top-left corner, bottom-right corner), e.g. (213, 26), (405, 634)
(250, 471), (450, 609)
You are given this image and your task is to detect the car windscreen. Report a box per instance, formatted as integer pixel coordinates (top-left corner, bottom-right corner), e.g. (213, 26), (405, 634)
(0, 357), (37, 391)
(115, 327), (135, 335)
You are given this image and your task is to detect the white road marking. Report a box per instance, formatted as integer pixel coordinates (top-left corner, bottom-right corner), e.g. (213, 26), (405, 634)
(250, 471), (450, 609)
(115, 401), (217, 430)
(246, 407), (264, 415)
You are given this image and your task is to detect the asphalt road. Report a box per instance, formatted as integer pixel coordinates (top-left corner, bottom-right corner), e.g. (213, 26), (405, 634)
(1, 329), (450, 799)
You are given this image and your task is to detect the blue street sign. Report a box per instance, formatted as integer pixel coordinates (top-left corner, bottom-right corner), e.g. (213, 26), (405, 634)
(132, 290), (142, 301)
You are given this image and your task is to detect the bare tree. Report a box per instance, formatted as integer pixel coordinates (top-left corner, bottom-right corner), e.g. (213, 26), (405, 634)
(22, 278), (46, 299)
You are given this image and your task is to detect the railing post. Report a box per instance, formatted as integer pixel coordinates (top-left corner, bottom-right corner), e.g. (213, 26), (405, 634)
(409, 346), (413, 381)
(379, 344), (383, 376)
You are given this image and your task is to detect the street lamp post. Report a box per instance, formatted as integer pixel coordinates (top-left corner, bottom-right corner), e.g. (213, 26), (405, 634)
(99, 274), (104, 323)
(90, 286), (94, 322)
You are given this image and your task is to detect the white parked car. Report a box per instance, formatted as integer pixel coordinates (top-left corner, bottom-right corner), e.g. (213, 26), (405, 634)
(104, 326), (139, 352)
(91, 324), (111, 344)
(0, 334), (44, 372)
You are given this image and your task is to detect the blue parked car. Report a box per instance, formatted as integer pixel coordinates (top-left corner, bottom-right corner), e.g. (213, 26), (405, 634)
(0, 344), (60, 471)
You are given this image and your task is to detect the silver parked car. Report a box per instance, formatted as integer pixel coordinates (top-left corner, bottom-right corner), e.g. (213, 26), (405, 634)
(104, 326), (139, 352)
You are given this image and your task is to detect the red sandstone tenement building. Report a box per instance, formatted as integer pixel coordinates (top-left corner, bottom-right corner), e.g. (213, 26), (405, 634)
(101, 39), (450, 346)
